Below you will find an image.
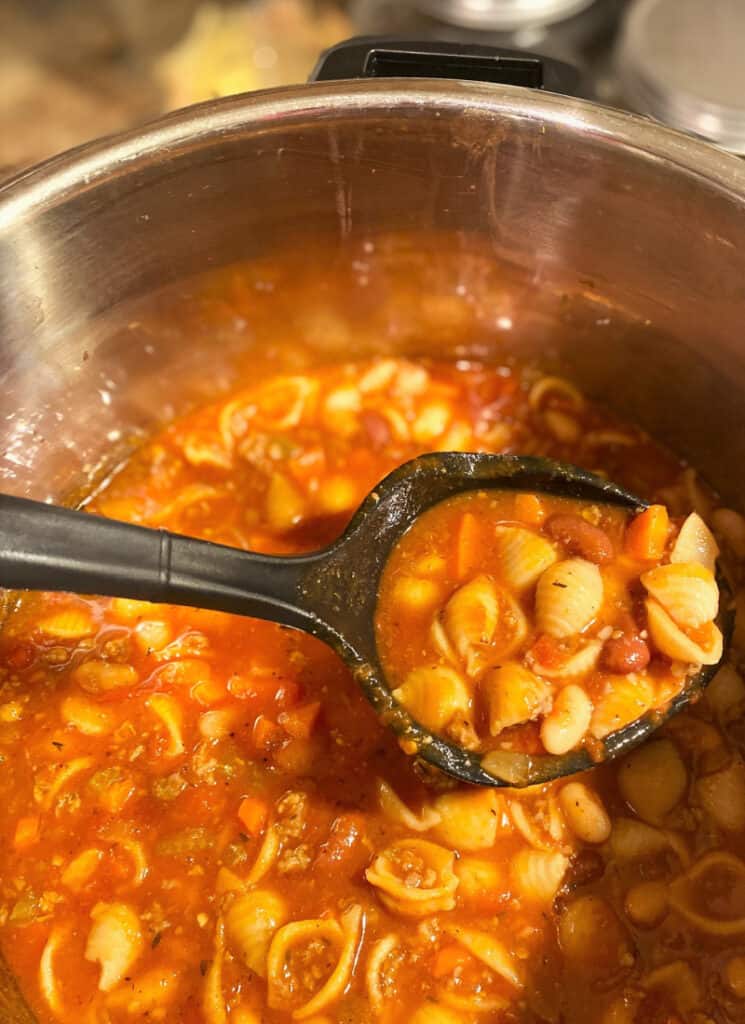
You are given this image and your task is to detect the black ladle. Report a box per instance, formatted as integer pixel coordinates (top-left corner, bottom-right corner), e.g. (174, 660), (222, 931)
(0, 453), (730, 787)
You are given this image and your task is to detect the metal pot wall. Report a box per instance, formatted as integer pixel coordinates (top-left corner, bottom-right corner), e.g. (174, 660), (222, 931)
(0, 40), (743, 1014)
(1, 41), (744, 510)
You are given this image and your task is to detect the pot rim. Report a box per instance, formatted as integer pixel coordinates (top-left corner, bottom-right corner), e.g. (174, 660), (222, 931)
(2, 78), (745, 231)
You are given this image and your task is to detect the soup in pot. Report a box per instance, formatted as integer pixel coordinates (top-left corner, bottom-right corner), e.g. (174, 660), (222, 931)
(0, 260), (744, 1024)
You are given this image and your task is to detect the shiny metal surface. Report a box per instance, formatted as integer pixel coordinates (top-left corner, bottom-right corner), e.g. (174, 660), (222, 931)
(1, 80), (744, 508)
(0, 77), (744, 1015)
(408, 0), (595, 31)
(617, 0), (745, 155)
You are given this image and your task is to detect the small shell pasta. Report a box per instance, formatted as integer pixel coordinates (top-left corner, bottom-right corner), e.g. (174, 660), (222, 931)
(61, 848), (104, 891)
(540, 685), (593, 755)
(558, 782), (611, 844)
(670, 512), (720, 573)
(61, 695), (115, 736)
(482, 662), (552, 735)
(39, 926), (67, 1014)
(441, 575), (498, 675)
(617, 740), (687, 824)
(455, 857), (503, 899)
(432, 788), (502, 851)
(366, 839), (459, 915)
(558, 896), (632, 976)
(84, 902), (144, 992)
(669, 851), (745, 935)
(225, 889), (287, 977)
(443, 923), (523, 988)
(146, 693), (185, 758)
(643, 960), (701, 1015)
(392, 666), (471, 733)
(494, 525), (557, 590)
(641, 562), (719, 629)
(510, 849), (569, 903)
(645, 597), (723, 665)
(530, 639), (603, 681)
(37, 607), (96, 640)
(590, 674), (656, 739)
(366, 933), (400, 1014)
(377, 779), (441, 832)
(695, 759), (745, 831)
(267, 905), (362, 1019)
(535, 559), (603, 638)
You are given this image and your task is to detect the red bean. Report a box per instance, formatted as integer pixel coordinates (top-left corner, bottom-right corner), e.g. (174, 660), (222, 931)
(360, 410), (391, 448)
(602, 634), (651, 674)
(546, 514), (614, 564)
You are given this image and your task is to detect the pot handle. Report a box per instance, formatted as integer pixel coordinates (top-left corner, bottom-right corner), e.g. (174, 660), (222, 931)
(309, 37), (586, 97)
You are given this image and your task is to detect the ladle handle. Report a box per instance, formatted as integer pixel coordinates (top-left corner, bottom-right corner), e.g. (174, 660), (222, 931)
(0, 494), (321, 631)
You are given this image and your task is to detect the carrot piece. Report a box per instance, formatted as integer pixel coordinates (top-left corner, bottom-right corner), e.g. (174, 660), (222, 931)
(433, 944), (470, 978)
(624, 505), (669, 561)
(278, 701), (321, 740)
(513, 492), (545, 526)
(455, 512), (481, 579)
(13, 816), (40, 850)
(238, 796), (268, 835)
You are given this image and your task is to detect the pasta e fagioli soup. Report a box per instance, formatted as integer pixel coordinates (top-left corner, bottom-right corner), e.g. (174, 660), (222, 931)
(1, 264), (744, 1024)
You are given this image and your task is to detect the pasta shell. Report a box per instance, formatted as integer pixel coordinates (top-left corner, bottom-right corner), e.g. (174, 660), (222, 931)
(646, 597), (723, 666)
(535, 559), (603, 638)
(442, 575), (498, 674)
(510, 849), (569, 903)
(392, 666), (471, 733)
(671, 512), (720, 574)
(530, 639), (603, 681)
(432, 789), (502, 851)
(669, 851), (745, 935)
(377, 779), (441, 832)
(641, 562), (719, 629)
(39, 926), (67, 1014)
(455, 857), (503, 899)
(61, 696), (114, 737)
(617, 740), (687, 824)
(696, 760), (745, 831)
(558, 896), (632, 974)
(365, 839), (458, 916)
(430, 616), (458, 666)
(590, 674), (656, 739)
(85, 903), (144, 992)
(482, 662), (552, 735)
(607, 818), (672, 862)
(643, 961), (701, 1015)
(253, 375), (318, 430)
(443, 924), (523, 988)
(37, 607), (96, 640)
(225, 889), (287, 977)
(494, 525), (558, 591)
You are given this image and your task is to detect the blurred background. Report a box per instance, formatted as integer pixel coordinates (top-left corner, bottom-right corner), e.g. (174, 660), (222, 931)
(0, 0), (742, 179)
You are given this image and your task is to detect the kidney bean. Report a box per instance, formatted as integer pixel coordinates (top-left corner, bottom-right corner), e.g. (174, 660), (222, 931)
(602, 634), (651, 674)
(546, 514), (614, 564)
(360, 409), (391, 448)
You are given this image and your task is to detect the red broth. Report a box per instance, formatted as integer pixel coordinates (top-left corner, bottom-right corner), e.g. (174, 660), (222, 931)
(0, 352), (743, 1024)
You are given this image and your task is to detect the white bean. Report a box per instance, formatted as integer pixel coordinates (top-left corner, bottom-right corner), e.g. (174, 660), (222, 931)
(559, 782), (611, 844)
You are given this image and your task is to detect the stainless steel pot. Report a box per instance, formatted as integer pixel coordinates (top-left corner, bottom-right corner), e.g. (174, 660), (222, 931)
(0, 37), (744, 1020)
